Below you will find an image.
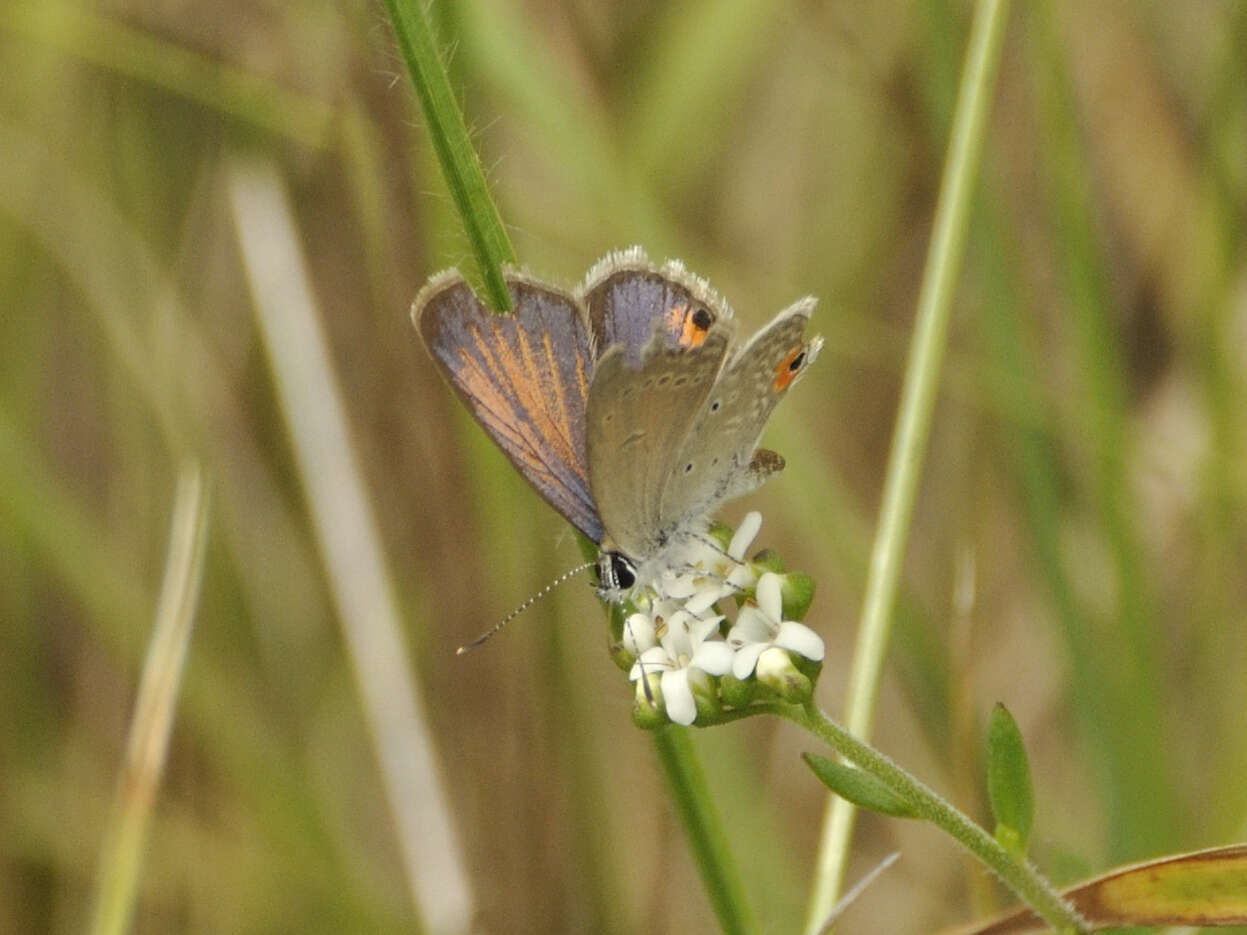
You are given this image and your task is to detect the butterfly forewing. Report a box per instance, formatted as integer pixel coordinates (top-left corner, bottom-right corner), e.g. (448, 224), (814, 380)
(659, 298), (821, 527)
(586, 324), (733, 559)
(416, 273), (603, 542)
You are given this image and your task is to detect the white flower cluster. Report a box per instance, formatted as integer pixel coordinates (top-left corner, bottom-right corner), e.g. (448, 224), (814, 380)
(622, 512), (825, 726)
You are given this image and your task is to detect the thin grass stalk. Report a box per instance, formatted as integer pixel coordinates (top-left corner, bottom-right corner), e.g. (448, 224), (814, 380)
(88, 464), (209, 935)
(380, 0), (516, 309)
(804, 0), (1013, 929)
(228, 157), (474, 935)
(652, 728), (756, 935)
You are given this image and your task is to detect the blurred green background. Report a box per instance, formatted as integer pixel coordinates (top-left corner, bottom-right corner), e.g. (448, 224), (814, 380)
(2, 0), (1245, 932)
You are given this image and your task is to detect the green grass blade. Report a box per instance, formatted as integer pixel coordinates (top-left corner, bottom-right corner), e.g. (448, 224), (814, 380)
(805, 1), (1013, 929)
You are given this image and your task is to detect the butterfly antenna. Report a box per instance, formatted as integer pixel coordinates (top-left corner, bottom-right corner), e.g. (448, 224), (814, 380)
(456, 561), (596, 655)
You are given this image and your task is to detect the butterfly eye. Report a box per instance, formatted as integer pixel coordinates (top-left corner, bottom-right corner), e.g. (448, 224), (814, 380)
(609, 554), (636, 590)
(691, 307), (713, 331)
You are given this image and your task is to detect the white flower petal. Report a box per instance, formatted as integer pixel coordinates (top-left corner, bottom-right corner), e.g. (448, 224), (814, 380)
(690, 588), (733, 618)
(662, 574), (698, 599)
(756, 646), (794, 681)
(775, 621), (825, 662)
(623, 613), (657, 654)
(637, 645), (672, 668)
(729, 511), (763, 560)
(689, 614), (724, 645)
(648, 598), (681, 622)
(726, 563), (758, 590)
(756, 572), (783, 621)
(683, 587), (722, 616)
(728, 607), (775, 645)
(692, 639), (734, 675)
(667, 609), (693, 630)
(661, 669), (696, 725)
(732, 641), (768, 679)
(659, 611), (693, 656)
(629, 655), (666, 681)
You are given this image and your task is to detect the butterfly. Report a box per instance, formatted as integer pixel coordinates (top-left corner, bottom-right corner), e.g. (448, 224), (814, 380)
(415, 247), (821, 599)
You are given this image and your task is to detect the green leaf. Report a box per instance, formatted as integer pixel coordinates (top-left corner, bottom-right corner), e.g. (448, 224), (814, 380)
(802, 754), (916, 819)
(987, 703), (1035, 855)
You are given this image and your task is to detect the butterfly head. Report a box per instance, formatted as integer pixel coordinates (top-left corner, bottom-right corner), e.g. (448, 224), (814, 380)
(594, 547), (638, 600)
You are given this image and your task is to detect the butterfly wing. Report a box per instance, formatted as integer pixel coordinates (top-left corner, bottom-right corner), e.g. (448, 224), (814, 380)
(658, 298), (822, 529)
(582, 248), (730, 363)
(415, 270), (603, 543)
(586, 322), (734, 560)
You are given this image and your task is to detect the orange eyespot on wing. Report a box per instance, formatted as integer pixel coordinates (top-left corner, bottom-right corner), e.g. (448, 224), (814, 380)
(772, 345), (810, 392)
(665, 302), (714, 349)
(582, 253), (731, 364)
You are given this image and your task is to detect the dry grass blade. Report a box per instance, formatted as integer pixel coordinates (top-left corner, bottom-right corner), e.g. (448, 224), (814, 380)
(227, 156), (474, 934)
(88, 464), (209, 935)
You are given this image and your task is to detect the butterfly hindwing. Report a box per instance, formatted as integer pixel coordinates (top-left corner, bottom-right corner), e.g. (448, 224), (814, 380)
(582, 248), (730, 364)
(415, 271), (603, 542)
(585, 322), (734, 560)
(659, 298), (822, 528)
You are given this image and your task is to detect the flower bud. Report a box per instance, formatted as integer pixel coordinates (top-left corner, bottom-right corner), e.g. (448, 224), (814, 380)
(632, 673), (667, 729)
(780, 572), (816, 621)
(687, 668), (723, 723)
(750, 548), (786, 574)
(756, 647), (813, 703)
(718, 672), (756, 708)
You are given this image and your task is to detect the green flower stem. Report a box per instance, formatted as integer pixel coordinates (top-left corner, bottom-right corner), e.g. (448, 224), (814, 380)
(806, 0), (1012, 928)
(778, 703), (1086, 935)
(380, 0), (516, 310)
(651, 727), (756, 935)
